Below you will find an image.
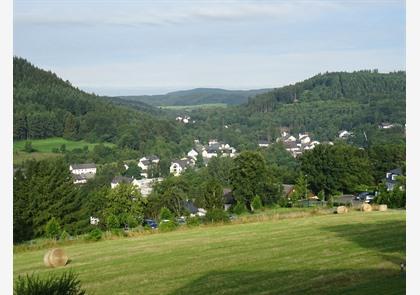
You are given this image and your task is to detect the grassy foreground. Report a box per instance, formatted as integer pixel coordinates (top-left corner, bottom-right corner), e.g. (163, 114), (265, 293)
(14, 210), (405, 295)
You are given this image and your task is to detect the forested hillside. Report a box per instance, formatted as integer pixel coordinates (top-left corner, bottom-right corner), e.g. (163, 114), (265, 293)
(119, 87), (271, 106)
(13, 57), (181, 152)
(185, 70), (406, 146)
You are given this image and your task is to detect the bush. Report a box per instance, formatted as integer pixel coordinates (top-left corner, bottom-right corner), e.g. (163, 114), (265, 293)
(233, 202), (246, 215)
(86, 228), (103, 241)
(23, 141), (34, 153)
(159, 220), (178, 232)
(159, 207), (174, 221)
(106, 214), (120, 229)
(204, 209), (230, 223)
(60, 230), (70, 241)
(251, 195), (263, 210)
(45, 217), (61, 240)
(14, 271), (86, 295)
(186, 216), (201, 227)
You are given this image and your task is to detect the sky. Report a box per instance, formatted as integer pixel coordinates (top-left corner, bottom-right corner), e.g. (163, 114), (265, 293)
(14, 0), (406, 95)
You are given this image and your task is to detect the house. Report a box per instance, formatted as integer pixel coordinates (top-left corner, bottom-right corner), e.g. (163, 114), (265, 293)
(138, 155), (160, 178)
(187, 149), (199, 160)
(379, 122), (395, 129)
(72, 173), (94, 184)
(90, 216), (100, 225)
(69, 163), (96, 184)
(283, 184), (295, 198)
(202, 147), (219, 159)
(111, 176), (133, 189)
(223, 188), (236, 211)
(183, 200), (207, 217)
(300, 135), (311, 144)
(285, 135), (297, 142)
(69, 163), (97, 175)
(338, 130), (353, 139)
(385, 168), (403, 191)
(258, 140), (270, 148)
(170, 158), (194, 176)
(132, 177), (163, 196)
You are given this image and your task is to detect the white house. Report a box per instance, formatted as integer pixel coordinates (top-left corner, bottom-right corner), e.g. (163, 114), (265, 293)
(187, 149), (199, 160)
(285, 135), (297, 142)
(138, 155), (160, 178)
(298, 133), (309, 140)
(69, 163), (97, 175)
(170, 159), (194, 176)
(338, 130), (353, 139)
(258, 140), (270, 148)
(132, 178), (163, 196)
(90, 216), (100, 225)
(69, 163), (96, 184)
(300, 135), (311, 144)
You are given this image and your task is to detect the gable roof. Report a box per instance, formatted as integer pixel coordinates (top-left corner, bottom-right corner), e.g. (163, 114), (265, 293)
(70, 163), (96, 170)
(111, 176), (133, 184)
(283, 184), (295, 196)
(388, 168), (402, 175)
(172, 159), (191, 169)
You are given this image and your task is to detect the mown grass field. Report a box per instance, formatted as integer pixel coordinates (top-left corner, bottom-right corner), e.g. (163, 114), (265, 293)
(13, 210), (405, 295)
(13, 137), (115, 165)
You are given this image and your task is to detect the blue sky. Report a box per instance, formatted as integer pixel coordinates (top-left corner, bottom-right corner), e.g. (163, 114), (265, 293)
(14, 0), (405, 95)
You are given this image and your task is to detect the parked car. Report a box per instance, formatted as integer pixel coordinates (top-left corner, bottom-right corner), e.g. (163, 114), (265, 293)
(176, 216), (186, 225)
(355, 192), (375, 203)
(144, 219), (158, 229)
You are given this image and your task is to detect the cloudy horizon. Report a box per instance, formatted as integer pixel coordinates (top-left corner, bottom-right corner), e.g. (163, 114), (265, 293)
(14, 0), (405, 96)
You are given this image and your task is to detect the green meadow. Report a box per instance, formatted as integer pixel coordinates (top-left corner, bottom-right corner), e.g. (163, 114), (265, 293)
(13, 210), (405, 295)
(13, 137), (115, 164)
(159, 103), (228, 110)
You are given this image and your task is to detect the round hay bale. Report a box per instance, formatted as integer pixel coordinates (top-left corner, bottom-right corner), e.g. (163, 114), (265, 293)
(378, 204), (388, 211)
(360, 203), (372, 212)
(47, 248), (68, 267)
(43, 250), (52, 267)
(335, 206), (348, 214)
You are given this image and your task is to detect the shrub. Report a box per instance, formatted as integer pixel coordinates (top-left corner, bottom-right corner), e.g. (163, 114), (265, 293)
(14, 271), (86, 295)
(233, 202), (246, 215)
(159, 207), (174, 221)
(60, 230), (70, 241)
(186, 216), (201, 227)
(106, 214), (120, 229)
(86, 228), (103, 241)
(204, 209), (230, 223)
(251, 195), (263, 210)
(159, 220), (178, 232)
(23, 141), (34, 153)
(45, 217), (61, 240)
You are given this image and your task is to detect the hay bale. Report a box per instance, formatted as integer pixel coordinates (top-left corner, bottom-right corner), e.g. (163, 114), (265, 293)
(360, 203), (372, 212)
(378, 204), (388, 211)
(43, 250), (52, 267)
(335, 206), (348, 214)
(44, 248), (68, 267)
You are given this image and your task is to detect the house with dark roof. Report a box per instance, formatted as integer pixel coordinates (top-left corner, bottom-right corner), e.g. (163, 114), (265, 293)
(69, 163), (97, 184)
(258, 140), (270, 148)
(170, 158), (195, 176)
(385, 168), (403, 191)
(111, 176), (133, 189)
(138, 155), (160, 178)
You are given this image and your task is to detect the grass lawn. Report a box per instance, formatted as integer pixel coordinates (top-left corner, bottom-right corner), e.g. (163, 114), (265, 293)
(13, 210), (405, 295)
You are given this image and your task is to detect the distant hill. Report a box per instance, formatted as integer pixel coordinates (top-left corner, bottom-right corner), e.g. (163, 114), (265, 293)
(118, 88), (272, 106)
(13, 57), (180, 149)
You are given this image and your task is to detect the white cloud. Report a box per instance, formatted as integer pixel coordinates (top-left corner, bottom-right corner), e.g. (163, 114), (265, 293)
(14, 1), (342, 27)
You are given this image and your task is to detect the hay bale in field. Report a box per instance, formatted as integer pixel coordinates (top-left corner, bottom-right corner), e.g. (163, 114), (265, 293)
(360, 203), (372, 212)
(44, 248), (68, 267)
(335, 206), (348, 214)
(43, 250), (52, 267)
(378, 204), (388, 211)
